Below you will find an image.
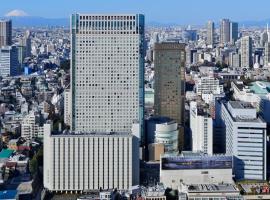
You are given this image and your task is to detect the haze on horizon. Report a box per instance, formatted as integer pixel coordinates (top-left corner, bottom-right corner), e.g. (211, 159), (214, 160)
(1, 0), (270, 25)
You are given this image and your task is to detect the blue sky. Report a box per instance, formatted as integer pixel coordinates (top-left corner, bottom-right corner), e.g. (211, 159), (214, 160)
(1, 0), (270, 24)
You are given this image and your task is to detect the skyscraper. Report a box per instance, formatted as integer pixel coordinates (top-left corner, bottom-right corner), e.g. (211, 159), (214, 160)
(265, 42), (270, 66)
(240, 36), (252, 68)
(44, 13), (144, 192)
(71, 14), (145, 135)
(154, 42), (185, 126)
(220, 19), (230, 44)
(230, 22), (238, 43)
(154, 42), (185, 150)
(207, 21), (214, 46)
(0, 19), (12, 47)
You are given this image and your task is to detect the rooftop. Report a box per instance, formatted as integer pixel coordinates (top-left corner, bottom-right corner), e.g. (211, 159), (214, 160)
(229, 101), (254, 109)
(51, 130), (132, 137)
(188, 184), (239, 193)
(249, 81), (270, 96)
(0, 149), (14, 159)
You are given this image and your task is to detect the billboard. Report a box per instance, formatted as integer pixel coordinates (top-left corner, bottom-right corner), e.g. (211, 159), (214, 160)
(161, 156), (232, 170)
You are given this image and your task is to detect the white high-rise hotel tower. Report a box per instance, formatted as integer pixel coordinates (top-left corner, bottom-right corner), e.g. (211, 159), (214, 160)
(44, 14), (144, 192)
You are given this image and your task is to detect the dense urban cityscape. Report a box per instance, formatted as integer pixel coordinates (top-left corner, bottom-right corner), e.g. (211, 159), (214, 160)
(1, 1), (270, 200)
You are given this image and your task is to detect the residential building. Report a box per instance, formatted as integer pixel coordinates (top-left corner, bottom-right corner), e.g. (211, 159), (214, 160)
(207, 21), (214, 46)
(196, 76), (223, 96)
(220, 19), (230, 44)
(190, 102), (213, 155)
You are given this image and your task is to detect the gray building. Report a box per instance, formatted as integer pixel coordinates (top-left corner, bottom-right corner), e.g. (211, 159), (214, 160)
(207, 21), (214, 46)
(0, 46), (19, 77)
(220, 19), (230, 44)
(70, 14), (145, 136)
(240, 36), (252, 68)
(0, 19), (12, 48)
(230, 22), (238, 43)
(221, 101), (267, 180)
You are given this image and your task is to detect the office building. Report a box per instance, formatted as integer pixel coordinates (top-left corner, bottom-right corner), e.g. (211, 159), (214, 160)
(0, 46), (19, 77)
(0, 19), (12, 47)
(160, 153), (233, 189)
(240, 36), (252, 68)
(221, 101), (267, 180)
(230, 22), (238, 43)
(70, 14), (145, 136)
(190, 102), (213, 155)
(154, 42), (185, 125)
(64, 89), (71, 126)
(220, 19), (230, 44)
(43, 124), (139, 191)
(206, 21), (214, 46)
(44, 13), (144, 193)
(265, 42), (270, 66)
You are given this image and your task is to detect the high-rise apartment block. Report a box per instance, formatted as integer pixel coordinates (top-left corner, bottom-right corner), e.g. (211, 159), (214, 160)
(220, 19), (230, 44)
(207, 21), (214, 46)
(0, 19), (12, 48)
(154, 42), (185, 125)
(240, 36), (252, 68)
(221, 101), (267, 180)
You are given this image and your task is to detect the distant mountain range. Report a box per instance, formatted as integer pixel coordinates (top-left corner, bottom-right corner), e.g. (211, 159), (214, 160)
(4, 16), (69, 27)
(2, 16), (270, 28)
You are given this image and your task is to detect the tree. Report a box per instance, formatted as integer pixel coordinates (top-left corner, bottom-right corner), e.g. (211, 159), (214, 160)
(60, 59), (70, 71)
(29, 155), (38, 176)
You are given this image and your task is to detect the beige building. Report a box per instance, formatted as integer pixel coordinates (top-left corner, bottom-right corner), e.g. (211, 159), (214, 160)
(148, 143), (164, 161)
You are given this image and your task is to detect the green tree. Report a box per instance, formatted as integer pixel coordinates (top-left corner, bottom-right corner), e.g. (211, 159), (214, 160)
(60, 59), (70, 71)
(29, 155), (38, 175)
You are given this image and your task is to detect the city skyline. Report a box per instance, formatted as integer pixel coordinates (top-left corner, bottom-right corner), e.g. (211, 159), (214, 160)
(1, 0), (270, 25)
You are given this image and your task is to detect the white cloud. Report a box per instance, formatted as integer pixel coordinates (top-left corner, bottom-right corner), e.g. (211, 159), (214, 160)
(5, 9), (29, 17)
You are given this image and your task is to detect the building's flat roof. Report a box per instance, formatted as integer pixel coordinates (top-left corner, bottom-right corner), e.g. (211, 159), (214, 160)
(0, 149), (14, 159)
(188, 184), (239, 193)
(229, 101), (253, 109)
(51, 130), (132, 137)
(249, 81), (270, 96)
